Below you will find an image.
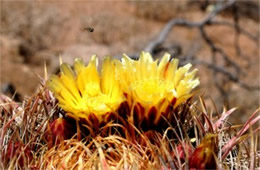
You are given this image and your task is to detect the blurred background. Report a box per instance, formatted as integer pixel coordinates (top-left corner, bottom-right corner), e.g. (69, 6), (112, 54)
(1, 0), (259, 123)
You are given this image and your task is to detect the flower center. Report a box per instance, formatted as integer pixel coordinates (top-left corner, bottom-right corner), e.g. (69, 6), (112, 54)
(132, 78), (166, 104)
(78, 93), (111, 114)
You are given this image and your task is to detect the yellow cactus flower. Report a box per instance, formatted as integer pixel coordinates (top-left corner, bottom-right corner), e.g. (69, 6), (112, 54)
(47, 55), (124, 127)
(115, 51), (199, 127)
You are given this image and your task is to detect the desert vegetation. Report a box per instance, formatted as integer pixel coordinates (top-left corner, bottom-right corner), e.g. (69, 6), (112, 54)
(1, 0), (259, 169)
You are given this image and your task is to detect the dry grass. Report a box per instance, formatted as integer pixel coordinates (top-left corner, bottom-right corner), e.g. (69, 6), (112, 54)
(0, 80), (259, 169)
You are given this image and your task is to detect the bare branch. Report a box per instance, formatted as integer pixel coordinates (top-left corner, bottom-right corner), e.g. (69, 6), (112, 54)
(209, 20), (259, 43)
(144, 0), (236, 53)
(192, 59), (260, 91)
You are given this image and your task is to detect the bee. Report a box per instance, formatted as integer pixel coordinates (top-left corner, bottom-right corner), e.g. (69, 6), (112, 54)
(83, 27), (94, 32)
